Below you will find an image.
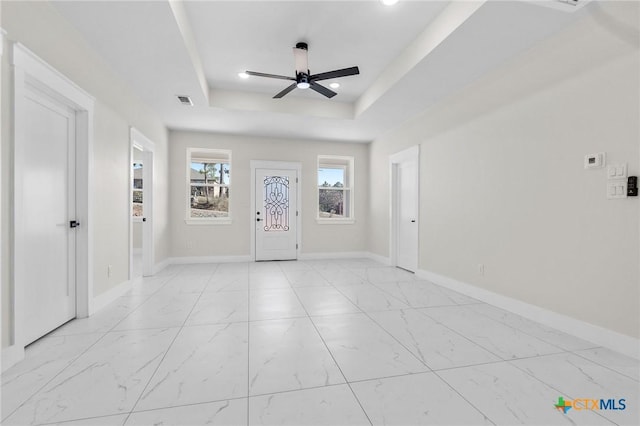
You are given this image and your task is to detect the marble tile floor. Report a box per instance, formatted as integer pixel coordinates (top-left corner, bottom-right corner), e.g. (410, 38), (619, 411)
(1, 259), (638, 425)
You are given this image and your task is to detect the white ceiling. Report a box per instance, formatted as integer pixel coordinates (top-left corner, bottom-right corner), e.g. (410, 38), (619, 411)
(51, 0), (592, 143)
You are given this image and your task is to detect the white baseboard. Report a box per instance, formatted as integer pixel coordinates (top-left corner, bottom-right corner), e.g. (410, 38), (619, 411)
(89, 279), (133, 315)
(366, 252), (391, 265)
(170, 255), (252, 264)
(164, 252), (387, 266)
(299, 251), (371, 260)
(2, 344), (25, 373)
(417, 268), (640, 360)
(153, 257), (171, 275)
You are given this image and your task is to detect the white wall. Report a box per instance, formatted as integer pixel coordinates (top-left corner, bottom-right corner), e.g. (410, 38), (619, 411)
(1, 1), (168, 349)
(369, 1), (639, 339)
(170, 131), (369, 258)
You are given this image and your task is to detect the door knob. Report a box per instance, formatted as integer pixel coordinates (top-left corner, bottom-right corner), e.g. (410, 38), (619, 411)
(410, 219), (416, 223)
(70, 220), (80, 228)
(256, 218), (262, 222)
(142, 217), (147, 222)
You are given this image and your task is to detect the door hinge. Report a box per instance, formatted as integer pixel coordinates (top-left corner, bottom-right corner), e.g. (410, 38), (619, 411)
(296, 244), (298, 249)
(296, 211), (299, 216)
(296, 177), (298, 183)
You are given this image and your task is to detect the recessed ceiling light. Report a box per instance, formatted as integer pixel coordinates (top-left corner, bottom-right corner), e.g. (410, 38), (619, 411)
(381, 0), (399, 5)
(238, 72), (250, 79)
(329, 82), (340, 89)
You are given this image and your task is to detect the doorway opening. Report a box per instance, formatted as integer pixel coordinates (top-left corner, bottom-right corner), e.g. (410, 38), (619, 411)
(129, 128), (155, 278)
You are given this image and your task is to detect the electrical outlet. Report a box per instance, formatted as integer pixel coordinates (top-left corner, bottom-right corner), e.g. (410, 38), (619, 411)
(107, 264), (112, 277)
(478, 264), (485, 276)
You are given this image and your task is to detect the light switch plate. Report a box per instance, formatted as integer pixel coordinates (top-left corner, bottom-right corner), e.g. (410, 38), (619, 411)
(607, 180), (628, 199)
(607, 164), (627, 180)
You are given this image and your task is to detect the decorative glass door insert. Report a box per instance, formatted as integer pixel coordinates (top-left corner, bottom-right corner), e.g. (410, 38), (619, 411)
(262, 176), (290, 231)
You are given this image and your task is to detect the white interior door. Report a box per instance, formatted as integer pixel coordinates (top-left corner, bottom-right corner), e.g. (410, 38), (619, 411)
(17, 87), (77, 344)
(255, 169), (298, 261)
(396, 155), (419, 272)
(141, 149), (154, 276)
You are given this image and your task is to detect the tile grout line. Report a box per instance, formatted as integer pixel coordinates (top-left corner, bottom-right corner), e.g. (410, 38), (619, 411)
(412, 305), (551, 362)
(569, 348), (640, 383)
(122, 266), (218, 425)
(504, 356), (622, 426)
(0, 272), (182, 423)
(431, 370), (498, 426)
(104, 271), (184, 333)
(246, 261), (251, 426)
(327, 277), (439, 372)
(458, 304), (595, 355)
(323, 270), (503, 424)
(286, 262), (374, 426)
(325, 267), (512, 426)
(1, 332), (111, 423)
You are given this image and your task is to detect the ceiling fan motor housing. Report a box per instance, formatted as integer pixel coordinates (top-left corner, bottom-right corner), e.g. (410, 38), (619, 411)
(296, 72), (310, 89)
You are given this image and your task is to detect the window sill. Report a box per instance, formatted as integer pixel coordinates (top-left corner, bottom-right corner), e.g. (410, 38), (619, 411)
(185, 219), (232, 226)
(316, 218), (355, 225)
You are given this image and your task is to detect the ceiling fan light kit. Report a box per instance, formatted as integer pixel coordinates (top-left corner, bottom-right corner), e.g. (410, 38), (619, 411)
(245, 42), (360, 99)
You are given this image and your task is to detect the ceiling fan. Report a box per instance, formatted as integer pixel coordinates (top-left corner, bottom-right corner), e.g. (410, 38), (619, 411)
(245, 42), (360, 99)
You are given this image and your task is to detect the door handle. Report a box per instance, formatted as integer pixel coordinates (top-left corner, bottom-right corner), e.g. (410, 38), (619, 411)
(256, 218), (262, 222)
(70, 220), (80, 228)
(410, 220), (416, 223)
(142, 217), (147, 222)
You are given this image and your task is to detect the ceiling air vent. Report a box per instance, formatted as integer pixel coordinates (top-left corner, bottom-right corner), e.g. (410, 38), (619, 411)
(177, 95), (193, 106)
(526, 0), (590, 12)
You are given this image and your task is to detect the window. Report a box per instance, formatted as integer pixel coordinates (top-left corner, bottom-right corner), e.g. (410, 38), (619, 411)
(317, 155), (354, 223)
(187, 148), (231, 224)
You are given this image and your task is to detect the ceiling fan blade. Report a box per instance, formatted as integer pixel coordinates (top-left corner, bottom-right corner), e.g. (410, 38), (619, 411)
(245, 71), (295, 81)
(273, 83), (297, 99)
(310, 66), (360, 82)
(309, 81), (337, 98)
(293, 47), (309, 74)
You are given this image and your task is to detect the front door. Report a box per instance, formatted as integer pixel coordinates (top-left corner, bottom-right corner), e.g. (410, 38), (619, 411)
(16, 86), (77, 344)
(255, 169), (298, 261)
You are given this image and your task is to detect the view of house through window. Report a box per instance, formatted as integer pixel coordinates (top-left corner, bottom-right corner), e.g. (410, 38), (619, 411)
(188, 149), (231, 220)
(318, 156), (354, 220)
(132, 162), (143, 217)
